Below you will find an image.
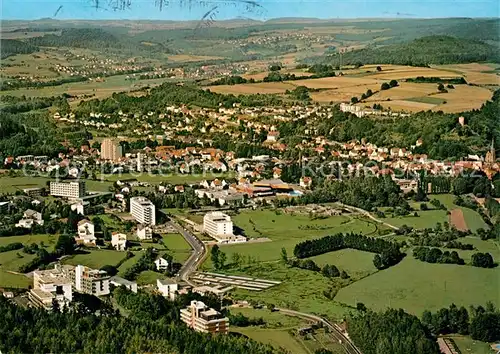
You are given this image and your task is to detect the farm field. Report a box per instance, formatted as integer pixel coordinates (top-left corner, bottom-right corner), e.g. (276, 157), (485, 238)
(208, 81), (296, 94)
(335, 257), (500, 315)
(434, 194), (489, 232)
(436, 63), (500, 85)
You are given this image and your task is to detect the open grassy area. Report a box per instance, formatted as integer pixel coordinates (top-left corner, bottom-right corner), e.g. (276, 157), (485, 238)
(101, 172), (234, 185)
(309, 249), (378, 279)
(136, 270), (165, 285)
(433, 194), (489, 232)
(62, 250), (129, 269)
(0, 270), (31, 289)
(0, 176), (112, 193)
(447, 336), (493, 354)
(223, 262), (354, 320)
(335, 257), (500, 315)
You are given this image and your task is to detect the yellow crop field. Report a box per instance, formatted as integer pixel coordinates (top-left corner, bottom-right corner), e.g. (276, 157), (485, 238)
(208, 82), (295, 94)
(367, 67), (460, 80)
(366, 82), (439, 101)
(311, 83), (381, 103)
(167, 54), (225, 62)
(431, 85), (493, 112)
(288, 76), (380, 89)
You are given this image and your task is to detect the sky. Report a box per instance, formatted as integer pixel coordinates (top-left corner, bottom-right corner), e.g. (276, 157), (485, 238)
(1, 0), (499, 21)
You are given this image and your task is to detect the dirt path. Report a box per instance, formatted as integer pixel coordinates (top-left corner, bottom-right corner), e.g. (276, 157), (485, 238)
(449, 209), (469, 232)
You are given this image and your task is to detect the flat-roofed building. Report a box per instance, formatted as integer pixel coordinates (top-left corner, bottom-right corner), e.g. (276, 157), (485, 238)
(50, 181), (86, 199)
(66, 265), (110, 296)
(137, 224), (153, 241)
(29, 265), (73, 310)
(157, 278), (178, 300)
(23, 187), (43, 197)
(76, 219), (96, 246)
(110, 276), (137, 293)
(180, 300), (229, 334)
(203, 212), (246, 244)
(130, 196), (156, 226)
(111, 232), (127, 251)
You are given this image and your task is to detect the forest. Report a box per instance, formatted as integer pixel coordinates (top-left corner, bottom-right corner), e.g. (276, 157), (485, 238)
(0, 39), (39, 59)
(0, 289), (276, 354)
(328, 36), (500, 66)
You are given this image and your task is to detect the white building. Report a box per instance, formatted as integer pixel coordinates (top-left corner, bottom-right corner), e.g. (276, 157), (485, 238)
(137, 224), (153, 241)
(203, 212), (246, 244)
(71, 201), (89, 215)
(15, 209), (44, 229)
(180, 300), (229, 334)
(155, 256), (170, 271)
(29, 265), (73, 310)
(110, 276), (137, 293)
(111, 232), (127, 251)
(50, 181), (86, 199)
(73, 265), (110, 296)
(157, 279), (178, 300)
(130, 196), (156, 226)
(76, 219), (96, 245)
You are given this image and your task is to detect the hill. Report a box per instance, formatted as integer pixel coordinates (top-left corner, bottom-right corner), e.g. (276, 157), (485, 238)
(0, 39), (39, 59)
(334, 36), (500, 66)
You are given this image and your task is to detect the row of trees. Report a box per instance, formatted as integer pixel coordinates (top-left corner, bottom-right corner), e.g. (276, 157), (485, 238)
(413, 247), (465, 265)
(293, 232), (404, 270)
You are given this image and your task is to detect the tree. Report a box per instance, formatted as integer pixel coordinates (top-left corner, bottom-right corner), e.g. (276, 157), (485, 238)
(373, 254), (383, 269)
(100, 265), (118, 276)
(351, 96), (359, 104)
(356, 302), (367, 312)
(218, 252), (227, 269)
(211, 245), (220, 269)
(438, 83), (445, 91)
(389, 79), (398, 87)
(55, 234), (75, 256)
(471, 252), (495, 268)
(381, 82), (390, 90)
(376, 66), (382, 71)
(280, 247), (288, 264)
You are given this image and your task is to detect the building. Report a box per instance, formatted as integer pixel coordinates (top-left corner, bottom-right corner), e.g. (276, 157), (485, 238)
(23, 187), (43, 197)
(157, 278), (178, 300)
(15, 209), (44, 229)
(203, 212), (245, 243)
(71, 201), (89, 216)
(180, 300), (229, 334)
(76, 219), (96, 246)
(155, 256), (170, 271)
(137, 224), (153, 241)
(50, 181), (86, 199)
(0, 201), (10, 213)
(130, 196), (156, 226)
(110, 276), (137, 293)
(100, 138), (123, 162)
(485, 139), (496, 164)
(67, 265), (110, 296)
(111, 232), (127, 251)
(29, 265), (73, 310)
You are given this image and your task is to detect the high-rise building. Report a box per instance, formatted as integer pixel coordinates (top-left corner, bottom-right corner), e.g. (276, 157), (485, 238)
(202, 211), (247, 244)
(130, 196), (156, 225)
(485, 139), (496, 164)
(180, 300), (229, 334)
(100, 138), (122, 162)
(50, 181), (86, 198)
(65, 265), (110, 296)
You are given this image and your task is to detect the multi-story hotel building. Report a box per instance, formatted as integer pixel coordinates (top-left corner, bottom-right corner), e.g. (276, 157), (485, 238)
(50, 181), (86, 199)
(203, 212), (245, 243)
(130, 196), (156, 226)
(180, 300), (229, 334)
(100, 138), (123, 162)
(64, 265), (110, 296)
(29, 265), (73, 310)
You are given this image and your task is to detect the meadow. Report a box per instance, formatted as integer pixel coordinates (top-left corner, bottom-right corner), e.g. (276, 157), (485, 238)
(62, 250), (129, 269)
(334, 257), (500, 315)
(0, 176), (113, 193)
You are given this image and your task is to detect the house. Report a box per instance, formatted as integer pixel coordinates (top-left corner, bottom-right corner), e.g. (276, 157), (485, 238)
(76, 220), (96, 246)
(299, 177), (312, 189)
(154, 256), (170, 271)
(15, 219), (35, 229)
(71, 201), (89, 216)
(157, 278), (178, 300)
(23, 209), (44, 225)
(111, 233), (127, 251)
(137, 224), (153, 241)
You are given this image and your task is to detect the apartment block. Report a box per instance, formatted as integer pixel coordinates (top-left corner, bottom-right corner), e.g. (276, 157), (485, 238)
(180, 300), (229, 334)
(130, 196), (156, 226)
(203, 212), (245, 243)
(100, 138), (123, 162)
(64, 265), (110, 296)
(50, 181), (86, 199)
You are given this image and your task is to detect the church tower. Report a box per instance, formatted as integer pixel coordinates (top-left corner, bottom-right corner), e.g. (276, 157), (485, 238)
(485, 139), (496, 164)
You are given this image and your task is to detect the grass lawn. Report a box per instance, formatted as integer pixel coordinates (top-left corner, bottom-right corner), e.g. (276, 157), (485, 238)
(117, 253), (139, 277)
(136, 270), (165, 285)
(0, 176), (113, 193)
(202, 209), (384, 268)
(447, 336), (493, 354)
(0, 234), (57, 248)
(62, 250), (128, 269)
(223, 262), (354, 321)
(309, 249), (378, 279)
(0, 269), (31, 289)
(381, 209), (447, 230)
(335, 257), (500, 315)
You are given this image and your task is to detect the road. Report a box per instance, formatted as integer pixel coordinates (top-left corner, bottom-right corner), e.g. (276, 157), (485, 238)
(167, 219), (206, 286)
(278, 308), (362, 354)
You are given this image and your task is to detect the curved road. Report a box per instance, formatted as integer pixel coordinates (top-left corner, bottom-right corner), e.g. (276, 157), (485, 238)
(171, 215), (362, 354)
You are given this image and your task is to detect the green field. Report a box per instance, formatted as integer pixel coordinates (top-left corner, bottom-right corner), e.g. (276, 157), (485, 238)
(0, 234), (57, 248)
(136, 270), (165, 285)
(0, 270), (31, 289)
(202, 209), (385, 268)
(62, 250), (129, 269)
(434, 194), (489, 231)
(447, 336), (493, 354)
(335, 257), (500, 315)
(0, 176), (112, 193)
(101, 172), (234, 185)
(230, 307), (345, 354)
(406, 96), (447, 105)
(309, 249), (378, 279)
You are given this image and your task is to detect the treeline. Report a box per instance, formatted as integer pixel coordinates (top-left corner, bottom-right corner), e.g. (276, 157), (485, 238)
(406, 76), (467, 84)
(293, 233), (404, 270)
(1, 39), (38, 59)
(0, 293), (275, 354)
(413, 247), (465, 265)
(422, 303), (500, 342)
(0, 242), (23, 253)
(333, 36), (500, 66)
